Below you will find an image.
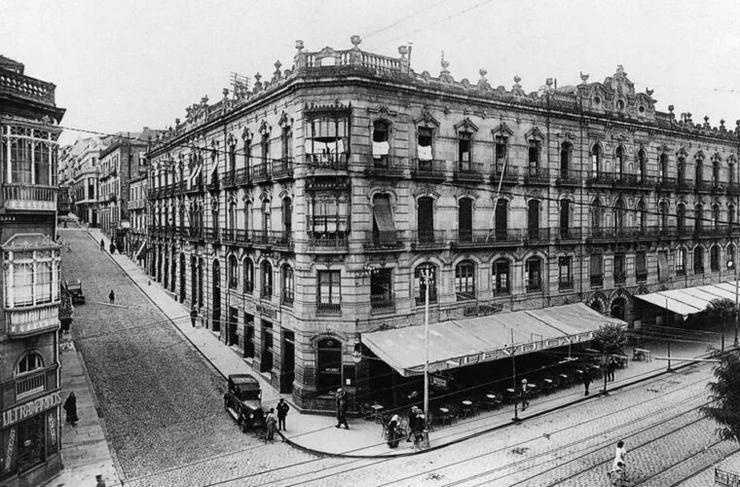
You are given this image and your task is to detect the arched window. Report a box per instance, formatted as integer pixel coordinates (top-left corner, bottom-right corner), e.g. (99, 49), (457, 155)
(711, 245), (720, 272)
(228, 255), (238, 289)
(677, 157), (686, 184)
(525, 256), (543, 292)
(615, 146), (625, 178)
(282, 197), (292, 234)
(261, 132), (270, 167)
(455, 260), (475, 301)
(492, 258), (510, 294)
(637, 199), (646, 231)
(676, 248), (687, 275)
(659, 153), (669, 183)
(243, 259), (254, 294)
(560, 142), (572, 178)
(694, 204), (703, 233)
(677, 203), (685, 232)
(229, 140), (237, 173)
(695, 158), (704, 188)
(14, 352), (43, 376)
(637, 149), (646, 183)
(261, 261), (273, 297)
(712, 204), (721, 230)
(591, 198), (602, 229)
(458, 131), (472, 171)
(414, 263), (437, 305)
(244, 200), (251, 232)
(282, 265), (294, 305)
(527, 200), (540, 238)
(614, 198), (625, 232)
(694, 247), (704, 274)
(728, 244), (736, 269)
(560, 199), (571, 237)
(262, 199), (271, 235)
(712, 157), (720, 186)
(281, 125), (292, 161)
(528, 139), (540, 171)
(228, 201), (236, 239)
(591, 144), (601, 178)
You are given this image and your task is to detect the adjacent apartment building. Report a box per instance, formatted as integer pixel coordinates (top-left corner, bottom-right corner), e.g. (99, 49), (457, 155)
(0, 54), (65, 486)
(146, 38), (740, 411)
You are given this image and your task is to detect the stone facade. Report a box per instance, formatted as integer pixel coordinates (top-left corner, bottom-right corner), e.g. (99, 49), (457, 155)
(146, 37), (740, 411)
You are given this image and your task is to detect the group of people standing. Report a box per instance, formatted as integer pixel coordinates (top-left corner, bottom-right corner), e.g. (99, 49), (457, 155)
(386, 405), (426, 449)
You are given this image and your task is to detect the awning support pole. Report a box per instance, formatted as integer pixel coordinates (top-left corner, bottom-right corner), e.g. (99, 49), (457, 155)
(422, 269), (431, 448)
(511, 328), (519, 422)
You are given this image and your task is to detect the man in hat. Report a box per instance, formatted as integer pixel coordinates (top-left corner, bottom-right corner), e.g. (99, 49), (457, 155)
(520, 379), (530, 411)
(406, 406), (419, 442)
(335, 388), (349, 429)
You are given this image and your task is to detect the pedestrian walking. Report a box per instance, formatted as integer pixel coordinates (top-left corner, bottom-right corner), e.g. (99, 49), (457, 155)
(95, 474), (107, 487)
(265, 408), (277, 441)
(583, 370), (592, 396)
(406, 405), (419, 442)
(412, 413), (426, 449)
(63, 392), (79, 425)
(520, 379), (530, 411)
(100, 239), (105, 251)
(335, 388), (349, 429)
(109, 242), (116, 254)
(387, 414), (401, 448)
(108, 290), (115, 305)
(608, 357), (617, 382)
(613, 440), (628, 479)
(190, 306), (198, 327)
(276, 398), (289, 431)
(608, 461), (627, 487)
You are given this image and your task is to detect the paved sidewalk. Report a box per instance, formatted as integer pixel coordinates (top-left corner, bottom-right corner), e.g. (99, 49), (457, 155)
(47, 337), (120, 487)
(86, 227), (732, 459)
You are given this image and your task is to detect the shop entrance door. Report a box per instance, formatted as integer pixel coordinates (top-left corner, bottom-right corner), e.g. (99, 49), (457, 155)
(281, 330), (295, 393)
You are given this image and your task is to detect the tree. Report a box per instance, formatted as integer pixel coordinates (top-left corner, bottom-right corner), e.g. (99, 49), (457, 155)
(701, 353), (740, 443)
(704, 298), (736, 351)
(592, 323), (627, 355)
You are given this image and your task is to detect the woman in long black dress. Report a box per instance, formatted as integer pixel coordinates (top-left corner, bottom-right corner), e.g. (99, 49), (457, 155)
(63, 392), (79, 425)
(387, 414), (400, 448)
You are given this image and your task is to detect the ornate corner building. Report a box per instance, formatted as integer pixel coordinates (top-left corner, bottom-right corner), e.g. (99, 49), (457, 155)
(146, 38), (740, 411)
(0, 55), (65, 486)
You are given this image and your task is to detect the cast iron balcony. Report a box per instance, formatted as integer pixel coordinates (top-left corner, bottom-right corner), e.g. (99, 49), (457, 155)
(307, 232), (349, 250)
(491, 166), (520, 185)
(6, 302), (60, 338)
(365, 156), (405, 179)
(586, 173), (614, 187)
(450, 228), (524, 248)
(554, 227), (583, 243)
(222, 170), (237, 188)
(410, 230), (449, 250)
(2, 184), (57, 212)
(524, 167), (550, 186)
(555, 169), (580, 187)
(364, 230), (405, 250)
(252, 230), (293, 250)
(316, 302), (341, 315)
(614, 271), (627, 285)
(452, 162), (484, 183)
(272, 158), (294, 181)
(306, 153), (348, 172)
(251, 162), (271, 183)
(411, 159), (446, 182)
(370, 293), (396, 313)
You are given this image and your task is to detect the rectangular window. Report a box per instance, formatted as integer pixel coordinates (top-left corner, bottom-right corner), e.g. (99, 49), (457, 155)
(260, 320), (273, 373)
(370, 269), (393, 310)
(318, 270), (341, 313)
(458, 132), (471, 170)
(676, 250), (686, 275)
(244, 313), (255, 359)
(417, 127), (433, 162)
(525, 259), (542, 292)
(590, 253), (603, 287)
(306, 116), (349, 168)
(283, 268), (294, 305)
(495, 136), (507, 170)
(559, 256), (572, 289)
(637, 251), (649, 282)
(414, 266), (437, 305)
(528, 140), (540, 169)
(493, 260), (510, 294)
(614, 253), (626, 284)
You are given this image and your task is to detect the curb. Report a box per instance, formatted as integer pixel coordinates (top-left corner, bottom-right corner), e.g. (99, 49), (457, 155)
(280, 351), (718, 459)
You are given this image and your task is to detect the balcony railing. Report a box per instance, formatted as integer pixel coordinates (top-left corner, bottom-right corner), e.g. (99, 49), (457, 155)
(370, 294), (395, 313)
(2, 184), (57, 211)
(365, 156), (406, 178)
(317, 302), (341, 315)
(554, 228), (583, 242)
(524, 227), (550, 243)
(411, 230), (449, 249)
(491, 166), (520, 185)
(586, 174), (615, 186)
(555, 169), (581, 186)
(251, 162), (271, 183)
(222, 228), (252, 246)
(234, 167), (251, 186)
(183, 227), (204, 242)
(451, 228), (523, 247)
(590, 274), (604, 287)
(272, 158), (294, 180)
(307, 232), (349, 249)
(0, 69), (56, 104)
(306, 153), (349, 171)
(365, 230), (405, 250)
(676, 179), (695, 192)
(452, 162), (484, 183)
(252, 230), (293, 249)
(15, 370), (46, 401)
(614, 271), (626, 285)
(524, 167), (550, 185)
(411, 159), (446, 181)
(222, 170), (237, 188)
(6, 302), (59, 338)
(205, 228), (221, 243)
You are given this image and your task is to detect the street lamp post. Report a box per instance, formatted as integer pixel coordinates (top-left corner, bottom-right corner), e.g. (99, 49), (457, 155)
(728, 259), (738, 349)
(421, 269), (433, 448)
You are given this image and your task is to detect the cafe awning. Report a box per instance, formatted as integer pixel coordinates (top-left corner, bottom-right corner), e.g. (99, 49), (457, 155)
(634, 281), (740, 317)
(361, 302), (625, 377)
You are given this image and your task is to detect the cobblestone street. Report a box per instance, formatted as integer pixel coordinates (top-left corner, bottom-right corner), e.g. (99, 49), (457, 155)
(60, 228), (315, 480)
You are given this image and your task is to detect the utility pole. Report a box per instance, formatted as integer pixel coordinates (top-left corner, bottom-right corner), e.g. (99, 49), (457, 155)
(511, 328), (519, 422)
(421, 268), (432, 448)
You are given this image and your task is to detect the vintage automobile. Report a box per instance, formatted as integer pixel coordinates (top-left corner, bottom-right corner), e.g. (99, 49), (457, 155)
(64, 279), (85, 305)
(224, 374), (264, 432)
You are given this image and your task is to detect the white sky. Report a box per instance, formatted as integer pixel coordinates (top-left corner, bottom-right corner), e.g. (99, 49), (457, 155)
(3, 0), (740, 145)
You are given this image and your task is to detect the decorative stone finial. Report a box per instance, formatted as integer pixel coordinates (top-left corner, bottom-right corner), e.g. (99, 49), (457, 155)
(546, 78), (553, 88)
(616, 64), (625, 76)
(580, 72), (589, 83)
(646, 87), (654, 96)
(175, 118), (181, 126)
(223, 88), (229, 97)
(295, 40), (304, 51)
(398, 45), (408, 58)
(440, 51), (450, 70)
(350, 35), (362, 47)
(720, 119), (726, 130)
(200, 95), (208, 105)
(479, 68), (487, 77)
(668, 105), (674, 113)
(513, 75), (521, 86)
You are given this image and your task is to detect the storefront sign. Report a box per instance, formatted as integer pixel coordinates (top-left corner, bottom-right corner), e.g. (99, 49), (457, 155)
(421, 332), (596, 373)
(430, 375), (448, 388)
(256, 304), (277, 319)
(4, 427), (16, 474)
(2, 392), (61, 428)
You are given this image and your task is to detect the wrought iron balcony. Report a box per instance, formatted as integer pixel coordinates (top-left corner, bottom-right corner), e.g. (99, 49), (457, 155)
(524, 167), (550, 186)
(316, 302), (341, 315)
(204, 228), (222, 244)
(15, 370), (47, 401)
(183, 227), (204, 242)
(306, 153), (348, 172)
(491, 166), (520, 185)
(411, 159), (446, 182)
(365, 156), (406, 179)
(676, 179), (695, 193)
(2, 184), (57, 212)
(6, 302), (59, 338)
(553, 227), (583, 242)
(251, 162), (271, 183)
(307, 232), (349, 250)
(451, 228), (523, 248)
(222, 228), (253, 247)
(410, 230), (449, 249)
(252, 230), (293, 250)
(614, 271), (627, 285)
(234, 167), (251, 186)
(555, 169), (581, 187)
(370, 293), (395, 313)
(452, 162), (484, 183)
(364, 230), (405, 250)
(272, 158), (294, 181)
(586, 173), (615, 187)
(222, 170), (237, 188)
(524, 227), (550, 243)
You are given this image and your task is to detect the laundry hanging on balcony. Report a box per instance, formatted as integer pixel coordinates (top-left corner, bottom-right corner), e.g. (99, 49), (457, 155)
(372, 141), (389, 159)
(417, 144), (433, 162)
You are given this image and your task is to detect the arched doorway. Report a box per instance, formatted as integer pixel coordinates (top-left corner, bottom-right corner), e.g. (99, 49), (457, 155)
(590, 300), (603, 314)
(610, 297), (626, 321)
(212, 259), (221, 332)
(179, 253), (186, 302)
